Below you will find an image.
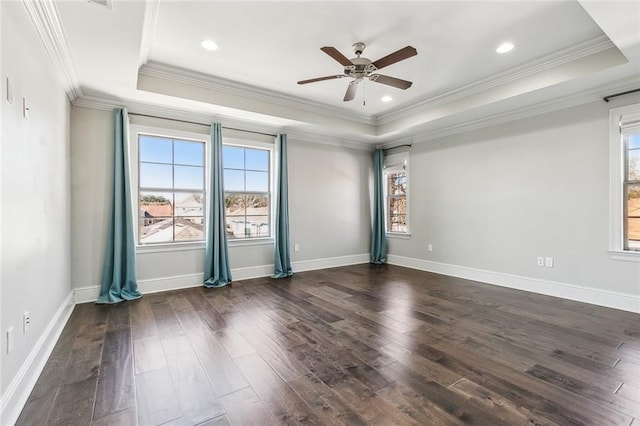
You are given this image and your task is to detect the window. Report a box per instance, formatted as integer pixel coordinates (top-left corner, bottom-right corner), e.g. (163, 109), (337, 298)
(624, 127), (640, 251)
(223, 143), (271, 239)
(384, 151), (410, 234)
(609, 104), (640, 258)
(137, 133), (206, 244)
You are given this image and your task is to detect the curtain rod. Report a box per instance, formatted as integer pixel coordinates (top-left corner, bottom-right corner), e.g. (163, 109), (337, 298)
(127, 112), (277, 137)
(603, 88), (640, 103)
(383, 144), (412, 151)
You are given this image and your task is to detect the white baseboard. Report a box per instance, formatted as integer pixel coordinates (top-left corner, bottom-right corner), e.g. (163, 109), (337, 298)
(0, 291), (75, 426)
(387, 254), (640, 314)
(293, 253), (370, 272)
(232, 264), (274, 281)
(74, 273), (205, 303)
(74, 253), (371, 303)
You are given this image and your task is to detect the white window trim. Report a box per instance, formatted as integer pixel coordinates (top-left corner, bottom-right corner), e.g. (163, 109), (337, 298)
(608, 104), (640, 262)
(130, 124), (209, 250)
(223, 137), (275, 246)
(384, 150), (410, 236)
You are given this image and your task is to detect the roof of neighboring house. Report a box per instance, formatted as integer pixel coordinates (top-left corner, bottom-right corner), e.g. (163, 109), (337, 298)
(141, 203), (173, 217)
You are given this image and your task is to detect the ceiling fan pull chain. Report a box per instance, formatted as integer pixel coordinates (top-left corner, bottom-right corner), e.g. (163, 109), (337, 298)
(363, 79), (366, 107)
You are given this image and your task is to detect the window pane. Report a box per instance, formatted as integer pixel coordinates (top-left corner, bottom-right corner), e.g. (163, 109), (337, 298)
(174, 140), (204, 166)
(389, 196), (407, 215)
(140, 217), (174, 244)
(246, 193), (268, 216)
(140, 163), (172, 188)
(175, 193), (204, 217)
(225, 193), (245, 216)
(245, 215), (269, 237)
(246, 149), (269, 171)
(224, 169), (244, 191)
(246, 171), (268, 192)
(388, 215), (407, 233)
(628, 149), (640, 181)
(140, 135), (172, 163)
(226, 216), (251, 239)
(223, 146), (244, 169)
(626, 185), (640, 250)
(387, 172), (406, 195)
(628, 134), (640, 150)
(175, 165), (204, 190)
(627, 217), (640, 246)
(139, 191), (173, 243)
(174, 217), (204, 241)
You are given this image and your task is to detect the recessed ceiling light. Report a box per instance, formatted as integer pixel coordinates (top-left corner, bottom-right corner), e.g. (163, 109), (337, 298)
(381, 96), (393, 102)
(201, 39), (218, 51)
(496, 42), (514, 54)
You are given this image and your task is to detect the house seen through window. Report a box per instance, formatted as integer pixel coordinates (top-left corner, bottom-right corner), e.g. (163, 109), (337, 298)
(625, 131), (640, 251)
(386, 169), (407, 232)
(223, 145), (271, 239)
(138, 134), (205, 244)
(383, 150), (409, 234)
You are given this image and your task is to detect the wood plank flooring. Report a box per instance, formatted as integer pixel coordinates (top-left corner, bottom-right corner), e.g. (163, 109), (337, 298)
(17, 264), (640, 425)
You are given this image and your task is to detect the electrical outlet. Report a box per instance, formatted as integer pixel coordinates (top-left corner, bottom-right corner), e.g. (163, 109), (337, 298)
(536, 257), (544, 267)
(7, 327), (14, 354)
(23, 311), (31, 334)
(427, 243), (433, 252)
(545, 257), (554, 268)
(294, 244), (300, 252)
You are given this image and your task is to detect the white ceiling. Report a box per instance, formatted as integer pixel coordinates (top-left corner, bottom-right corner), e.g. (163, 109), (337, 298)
(40, 0), (640, 145)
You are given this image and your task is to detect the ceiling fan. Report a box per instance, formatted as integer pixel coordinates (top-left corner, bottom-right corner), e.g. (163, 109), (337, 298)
(297, 42), (417, 102)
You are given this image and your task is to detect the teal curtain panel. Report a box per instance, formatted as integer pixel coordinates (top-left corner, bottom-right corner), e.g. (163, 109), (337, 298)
(204, 123), (233, 287)
(370, 148), (387, 264)
(97, 108), (142, 304)
(273, 134), (293, 278)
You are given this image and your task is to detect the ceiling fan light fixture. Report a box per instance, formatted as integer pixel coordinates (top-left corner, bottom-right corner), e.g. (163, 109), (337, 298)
(496, 42), (514, 54)
(381, 96), (393, 102)
(201, 39), (219, 51)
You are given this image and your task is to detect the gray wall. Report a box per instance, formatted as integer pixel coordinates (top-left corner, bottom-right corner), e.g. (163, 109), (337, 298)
(389, 99), (640, 297)
(70, 106), (372, 290)
(1, 2), (71, 396)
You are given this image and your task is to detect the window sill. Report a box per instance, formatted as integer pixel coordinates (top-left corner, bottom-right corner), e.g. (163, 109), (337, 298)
(608, 250), (640, 262)
(137, 241), (205, 254)
(228, 237), (274, 247)
(387, 232), (411, 240)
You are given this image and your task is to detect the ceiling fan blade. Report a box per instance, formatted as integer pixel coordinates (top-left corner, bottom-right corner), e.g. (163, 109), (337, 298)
(297, 75), (345, 85)
(343, 81), (358, 102)
(371, 46), (417, 70)
(321, 46), (354, 67)
(369, 74), (413, 90)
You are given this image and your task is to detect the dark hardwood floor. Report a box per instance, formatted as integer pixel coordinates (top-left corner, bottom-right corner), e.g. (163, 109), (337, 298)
(17, 264), (640, 425)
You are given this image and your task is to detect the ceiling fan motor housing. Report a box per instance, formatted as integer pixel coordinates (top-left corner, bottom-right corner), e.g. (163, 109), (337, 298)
(345, 56), (376, 80)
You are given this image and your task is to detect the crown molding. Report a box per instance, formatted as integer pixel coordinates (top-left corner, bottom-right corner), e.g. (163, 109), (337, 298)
(138, 0), (160, 67)
(139, 61), (376, 126)
(21, 0), (82, 101)
(71, 94), (374, 151)
(375, 34), (617, 125)
(397, 76), (640, 146)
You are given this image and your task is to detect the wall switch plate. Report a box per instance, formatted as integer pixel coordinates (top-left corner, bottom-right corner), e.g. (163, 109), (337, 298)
(6, 327), (14, 354)
(536, 257), (544, 267)
(545, 257), (554, 268)
(294, 244), (300, 252)
(6, 77), (13, 104)
(427, 243), (433, 252)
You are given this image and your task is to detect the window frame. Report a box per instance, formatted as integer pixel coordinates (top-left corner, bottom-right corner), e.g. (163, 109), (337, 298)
(130, 124), (209, 249)
(222, 137), (275, 244)
(608, 104), (640, 261)
(383, 151), (411, 237)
